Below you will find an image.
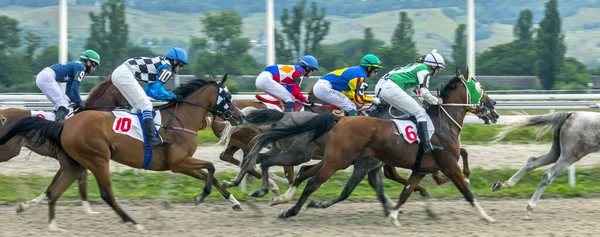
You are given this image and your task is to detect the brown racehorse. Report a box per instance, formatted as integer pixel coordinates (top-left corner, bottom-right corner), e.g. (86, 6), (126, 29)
(0, 75), (128, 214)
(252, 68), (497, 225)
(0, 75), (244, 232)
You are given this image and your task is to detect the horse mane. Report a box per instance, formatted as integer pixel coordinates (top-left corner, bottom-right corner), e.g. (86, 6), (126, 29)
(439, 76), (462, 101)
(159, 78), (218, 108)
(86, 73), (114, 103)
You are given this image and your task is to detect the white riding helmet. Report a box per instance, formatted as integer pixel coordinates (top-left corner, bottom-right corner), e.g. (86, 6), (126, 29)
(423, 49), (445, 68)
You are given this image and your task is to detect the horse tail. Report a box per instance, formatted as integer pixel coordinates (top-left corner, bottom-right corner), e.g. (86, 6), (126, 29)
(243, 108), (285, 126)
(241, 113), (340, 172)
(492, 112), (572, 143)
(0, 116), (64, 152)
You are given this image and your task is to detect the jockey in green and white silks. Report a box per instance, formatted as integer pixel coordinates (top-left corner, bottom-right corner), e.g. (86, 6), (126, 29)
(374, 49), (445, 153)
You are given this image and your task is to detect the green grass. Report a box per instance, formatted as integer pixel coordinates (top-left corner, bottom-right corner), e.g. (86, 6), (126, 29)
(1, 167), (599, 204)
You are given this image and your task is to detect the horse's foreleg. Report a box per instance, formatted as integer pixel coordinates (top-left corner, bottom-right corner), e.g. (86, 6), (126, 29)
(388, 171), (426, 227)
(181, 168), (243, 211)
(17, 167), (63, 214)
(460, 148), (470, 182)
(441, 159), (495, 224)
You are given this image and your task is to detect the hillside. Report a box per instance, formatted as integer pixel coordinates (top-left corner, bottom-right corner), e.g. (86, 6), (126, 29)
(0, 4), (599, 66)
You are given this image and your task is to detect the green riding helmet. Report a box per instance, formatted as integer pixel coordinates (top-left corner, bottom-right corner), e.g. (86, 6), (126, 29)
(360, 54), (382, 68)
(80, 49), (101, 65)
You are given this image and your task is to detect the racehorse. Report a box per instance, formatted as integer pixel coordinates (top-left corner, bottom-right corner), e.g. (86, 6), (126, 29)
(247, 68), (498, 226)
(0, 76), (128, 214)
(0, 75), (244, 232)
(490, 111), (597, 219)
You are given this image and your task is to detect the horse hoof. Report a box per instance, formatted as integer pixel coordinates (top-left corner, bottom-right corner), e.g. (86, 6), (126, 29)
(232, 204), (243, 211)
(389, 217), (401, 227)
(249, 190), (266, 198)
(306, 200), (319, 208)
(135, 224), (145, 232)
(490, 181), (503, 191)
(194, 194), (206, 205)
(16, 203), (24, 214)
(274, 210), (288, 219)
(419, 191), (431, 198)
(269, 196), (288, 206)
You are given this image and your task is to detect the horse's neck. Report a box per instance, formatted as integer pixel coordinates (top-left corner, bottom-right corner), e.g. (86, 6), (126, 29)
(435, 103), (467, 136)
(159, 102), (210, 131)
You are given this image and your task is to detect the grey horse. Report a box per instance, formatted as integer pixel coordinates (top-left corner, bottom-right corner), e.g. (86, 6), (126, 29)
(490, 111), (592, 219)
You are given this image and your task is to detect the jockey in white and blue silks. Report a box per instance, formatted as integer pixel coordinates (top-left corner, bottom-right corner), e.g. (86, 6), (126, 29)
(35, 49), (100, 122)
(111, 47), (188, 147)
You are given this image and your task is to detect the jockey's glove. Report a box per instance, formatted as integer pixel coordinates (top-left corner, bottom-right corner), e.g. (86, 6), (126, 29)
(371, 97), (381, 105)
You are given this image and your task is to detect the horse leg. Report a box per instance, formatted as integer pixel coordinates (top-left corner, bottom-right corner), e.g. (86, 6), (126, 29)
(491, 149), (559, 191)
(388, 171), (426, 226)
(383, 164), (430, 197)
(441, 160), (495, 224)
(17, 168), (62, 214)
(276, 164), (340, 219)
(269, 162), (323, 206)
(88, 162), (142, 231)
(250, 151), (305, 198)
(367, 164), (394, 216)
(305, 157), (376, 209)
(45, 152), (86, 232)
(220, 145), (262, 180)
(77, 169), (98, 214)
(460, 148), (470, 182)
(181, 169), (242, 211)
(524, 157), (573, 220)
(170, 157), (217, 204)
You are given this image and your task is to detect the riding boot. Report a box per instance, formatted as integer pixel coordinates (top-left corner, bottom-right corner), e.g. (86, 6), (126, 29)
(54, 106), (68, 122)
(284, 101), (295, 112)
(344, 110), (358, 116)
(142, 118), (169, 147)
(416, 121), (443, 153)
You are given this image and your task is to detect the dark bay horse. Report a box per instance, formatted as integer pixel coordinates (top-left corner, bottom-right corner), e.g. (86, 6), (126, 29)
(0, 75), (244, 232)
(0, 76), (128, 214)
(251, 68), (498, 226)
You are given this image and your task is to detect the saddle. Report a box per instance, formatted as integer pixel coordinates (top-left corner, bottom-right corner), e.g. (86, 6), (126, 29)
(255, 94), (304, 112)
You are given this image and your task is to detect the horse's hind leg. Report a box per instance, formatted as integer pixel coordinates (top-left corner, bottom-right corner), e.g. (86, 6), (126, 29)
(77, 169), (98, 214)
(491, 146), (560, 191)
(306, 157), (376, 210)
(269, 161), (323, 206)
(383, 164), (430, 197)
(171, 157), (217, 204)
(524, 156), (574, 220)
(46, 152), (86, 232)
(250, 151), (306, 198)
(388, 171), (426, 226)
(88, 161), (142, 231)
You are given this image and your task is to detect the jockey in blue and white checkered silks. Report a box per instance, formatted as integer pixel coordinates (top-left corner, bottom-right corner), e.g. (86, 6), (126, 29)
(111, 47), (188, 147)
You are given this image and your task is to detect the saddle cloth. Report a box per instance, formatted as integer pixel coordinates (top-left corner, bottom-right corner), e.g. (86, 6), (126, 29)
(391, 115), (435, 144)
(31, 107), (76, 121)
(111, 111), (162, 143)
(255, 94), (304, 112)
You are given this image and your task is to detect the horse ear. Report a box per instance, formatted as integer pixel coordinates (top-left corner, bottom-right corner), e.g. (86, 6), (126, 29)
(464, 67), (470, 80)
(220, 73), (228, 87)
(455, 67), (461, 77)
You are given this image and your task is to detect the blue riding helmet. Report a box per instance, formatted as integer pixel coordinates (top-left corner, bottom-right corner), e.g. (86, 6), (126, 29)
(165, 47), (188, 65)
(299, 55), (319, 71)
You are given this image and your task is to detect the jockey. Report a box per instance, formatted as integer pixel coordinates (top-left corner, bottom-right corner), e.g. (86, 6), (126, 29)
(374, 49), (445, 153)
(111, 47), (188, 147)
(255, 55), (319, 112)
(313, 54), (382, 116)
(36, 49), (100, 122)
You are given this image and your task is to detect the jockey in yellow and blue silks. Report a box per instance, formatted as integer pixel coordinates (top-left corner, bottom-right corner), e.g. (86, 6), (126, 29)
(312, 54), (382, 116)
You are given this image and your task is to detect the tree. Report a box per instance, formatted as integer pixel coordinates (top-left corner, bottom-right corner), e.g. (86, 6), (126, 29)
(23, 31), (42, 62)
(514, 9), (534, 43)
(361, 28), (375, 54)
(85, 0), (129, 75)
(554, 57), (589, 89)
(275, 0), (331, 63)
(377, 11), (418, 68)
(0, 15), (21, 53)
(536, 0), (566, 89)
(303, 1), (330, 55)
(452, 24), (467, 70)
(201, 10), (243, 53)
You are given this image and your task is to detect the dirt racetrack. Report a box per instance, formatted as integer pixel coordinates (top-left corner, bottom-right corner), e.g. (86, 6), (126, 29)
(2, 144), (600, 236)
(1, 198), (599, 237)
